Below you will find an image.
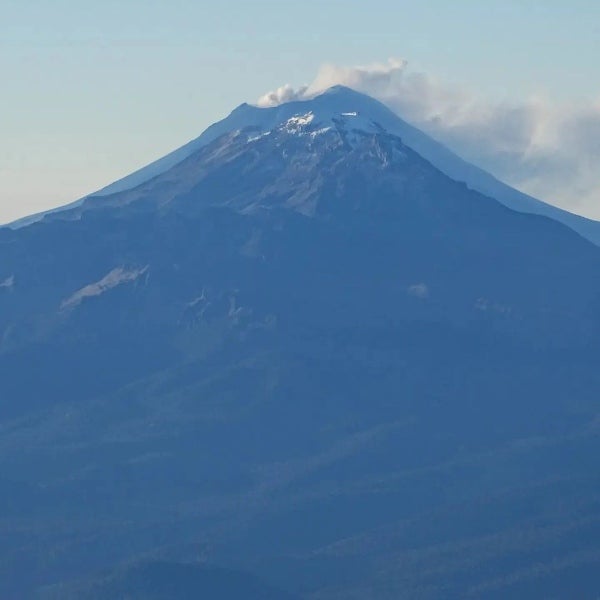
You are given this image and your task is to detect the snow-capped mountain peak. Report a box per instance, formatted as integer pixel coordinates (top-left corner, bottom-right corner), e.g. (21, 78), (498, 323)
(7, 85), (600, 246)
(266, 107), (382, 145)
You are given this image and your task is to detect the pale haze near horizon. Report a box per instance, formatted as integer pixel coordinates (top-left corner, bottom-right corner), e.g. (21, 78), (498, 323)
(2, 0), (600, 224)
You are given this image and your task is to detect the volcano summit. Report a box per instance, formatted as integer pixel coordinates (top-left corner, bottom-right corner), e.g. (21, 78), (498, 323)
(1, 87), (600, 599)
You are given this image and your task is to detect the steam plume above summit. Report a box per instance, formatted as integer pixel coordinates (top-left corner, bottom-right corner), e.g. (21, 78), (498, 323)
(259, 58), (600, 218)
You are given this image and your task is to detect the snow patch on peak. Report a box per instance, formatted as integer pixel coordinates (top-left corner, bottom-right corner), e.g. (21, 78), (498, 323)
(281, 112), (315, 134)
(272, 107), (383, 145)
(247, 131), (272, 143)
(289, 112), (314, 126)
(310, 126), (333, 139)
(61, 266), (149, 310)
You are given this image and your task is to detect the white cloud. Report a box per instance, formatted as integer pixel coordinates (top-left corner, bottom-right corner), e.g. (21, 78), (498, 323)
(306, 57), (408, 97)
(257, 59), (600, 219)
(257, 84), (309, 108)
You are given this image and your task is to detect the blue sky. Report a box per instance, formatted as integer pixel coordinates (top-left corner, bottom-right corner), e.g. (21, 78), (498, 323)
(2, 0), (600, 223)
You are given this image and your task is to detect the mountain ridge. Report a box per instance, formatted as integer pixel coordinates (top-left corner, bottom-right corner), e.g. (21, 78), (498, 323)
(1, 84), (600, 598)
(8, 85), (600, 246)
